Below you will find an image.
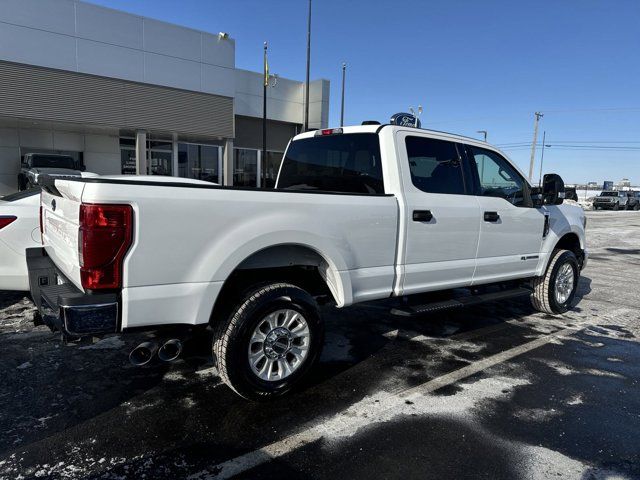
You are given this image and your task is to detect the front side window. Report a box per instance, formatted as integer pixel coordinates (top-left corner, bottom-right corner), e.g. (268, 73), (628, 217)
(277, 133), (383, 194)
(405, 136), (466, 195)
(468, 146), (530, 207)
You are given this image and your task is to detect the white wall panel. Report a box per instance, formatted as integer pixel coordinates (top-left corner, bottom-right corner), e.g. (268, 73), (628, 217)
(84, 152), (121, 175)
(0, 128), (19, 147)
(144, 53), (200, 92)
(52, 132), (84, 151)
(76, 1), (143, 49)
(0, 174), (18, 195)
(202, 33), (234, 67)
(18, 129), (54, 149)
(77, 39), (144, 82)
(0, 146), (20, 175)
(84, 134), (119, 154)
(143, 18), (201, 62)
(0, 23), (76, 71)
(201, 64), (235, 98)
(0, 0), (75, 36)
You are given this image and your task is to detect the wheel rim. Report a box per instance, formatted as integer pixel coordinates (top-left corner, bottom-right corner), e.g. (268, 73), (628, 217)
(248, 309), (311, 382)
(555, 262), (575, 305)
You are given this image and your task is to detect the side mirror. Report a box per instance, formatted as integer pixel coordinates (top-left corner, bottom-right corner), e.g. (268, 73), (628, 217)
(543, 173), (565, 205)
(531, 186), (544, 208)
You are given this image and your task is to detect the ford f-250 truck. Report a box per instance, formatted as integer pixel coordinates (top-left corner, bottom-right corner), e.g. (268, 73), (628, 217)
(27, 123), (587, 400)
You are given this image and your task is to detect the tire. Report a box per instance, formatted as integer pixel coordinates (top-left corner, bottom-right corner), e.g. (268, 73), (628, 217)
(613, 203), (619, 211)
(531, 249), (579, 315)
(212, 282), (323, 400)
(635, 203), (640, 211)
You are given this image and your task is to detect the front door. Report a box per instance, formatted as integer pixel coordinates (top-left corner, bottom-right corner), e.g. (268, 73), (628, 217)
(465, 145), (545, 284)
(397, 132), (481, 295)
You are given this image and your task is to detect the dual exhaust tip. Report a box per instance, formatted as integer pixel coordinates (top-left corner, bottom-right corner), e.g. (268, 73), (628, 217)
(129, 338), (182, 366)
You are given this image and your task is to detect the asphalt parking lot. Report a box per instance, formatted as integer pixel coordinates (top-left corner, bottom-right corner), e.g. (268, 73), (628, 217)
(1, 210), (639, 480)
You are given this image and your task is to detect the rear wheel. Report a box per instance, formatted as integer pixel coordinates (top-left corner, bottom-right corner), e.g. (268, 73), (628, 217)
(212, 282), (323, 400)
(531, 249), (579, 315)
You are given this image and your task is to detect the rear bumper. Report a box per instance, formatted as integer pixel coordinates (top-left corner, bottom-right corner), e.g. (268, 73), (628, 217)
(26, 247), (119, 339)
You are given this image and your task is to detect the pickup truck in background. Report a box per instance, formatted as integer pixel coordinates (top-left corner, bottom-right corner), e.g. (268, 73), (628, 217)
(27, 124), (587, 399)
(593, 191), (629, 210)
(18, 153), (88, 191)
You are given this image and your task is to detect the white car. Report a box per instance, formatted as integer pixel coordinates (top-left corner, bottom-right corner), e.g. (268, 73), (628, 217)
(0, 188), (41, 291)
(27, 120), (587, 399)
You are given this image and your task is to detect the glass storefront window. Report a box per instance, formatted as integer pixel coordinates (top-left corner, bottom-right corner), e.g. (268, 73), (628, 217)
(234, 149), (258, 187)
(263, 151), (284, 188)
(178, 143), (220, 183)
(147, 140), (172, 176)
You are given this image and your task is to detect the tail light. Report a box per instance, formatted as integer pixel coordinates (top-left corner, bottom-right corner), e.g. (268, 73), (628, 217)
(315, 128), (343, 136)
(79, 204), (133, 290)
(0, 216), (17, 230)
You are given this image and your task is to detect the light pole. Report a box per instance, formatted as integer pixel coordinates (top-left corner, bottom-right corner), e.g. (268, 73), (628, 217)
(303, 0), (312, 132)
(340, 62), (346, 127)
(477, 130), (487, 142)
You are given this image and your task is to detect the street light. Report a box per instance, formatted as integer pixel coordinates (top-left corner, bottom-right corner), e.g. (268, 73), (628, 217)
(477, 130), (487, 142)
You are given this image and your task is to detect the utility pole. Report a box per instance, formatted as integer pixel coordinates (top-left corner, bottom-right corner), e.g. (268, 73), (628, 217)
(303, 0), (312, 131)
(528, 112), (543, 181)
(340, 62), (346, 127)
(537, 131), (546, 186)
(477, 130), (487, 142)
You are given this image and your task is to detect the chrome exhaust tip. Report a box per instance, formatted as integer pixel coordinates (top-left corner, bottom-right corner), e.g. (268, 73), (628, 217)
(129, 341), (159, 366)
(157, 339), (183, 363)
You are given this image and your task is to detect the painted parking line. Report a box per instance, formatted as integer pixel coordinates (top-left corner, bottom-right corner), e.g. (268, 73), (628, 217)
(189, 322), (587, 480)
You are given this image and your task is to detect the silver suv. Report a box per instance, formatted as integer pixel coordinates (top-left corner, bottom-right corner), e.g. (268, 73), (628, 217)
(18, 153), (84, 191)
(593, 191), (629, 210)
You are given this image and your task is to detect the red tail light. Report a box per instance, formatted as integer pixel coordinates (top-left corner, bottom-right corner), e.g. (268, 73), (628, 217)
(79, 204), (133, 290)
(0, 216), (17, 230)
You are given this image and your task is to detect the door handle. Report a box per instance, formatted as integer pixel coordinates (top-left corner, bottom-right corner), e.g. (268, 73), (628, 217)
(484, 211), (500, 222)
(413, 210), (433, 222)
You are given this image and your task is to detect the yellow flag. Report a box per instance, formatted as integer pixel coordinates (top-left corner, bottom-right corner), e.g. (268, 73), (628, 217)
(264, 44), (269, 87)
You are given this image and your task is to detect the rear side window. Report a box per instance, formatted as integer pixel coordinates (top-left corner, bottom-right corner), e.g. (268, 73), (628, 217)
(405, 136), (466, 195)
(277, 133), (384, 194)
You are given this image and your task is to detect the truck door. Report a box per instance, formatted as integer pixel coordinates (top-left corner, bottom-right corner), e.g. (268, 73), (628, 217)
(396, 132), (481, 295)
(464, 145), (545, 284)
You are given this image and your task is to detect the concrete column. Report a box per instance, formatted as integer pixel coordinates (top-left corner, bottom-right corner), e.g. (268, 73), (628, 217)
(135, 130), (147, 175)
(172, 134), (179, 177)
(223, 138), (234, 186)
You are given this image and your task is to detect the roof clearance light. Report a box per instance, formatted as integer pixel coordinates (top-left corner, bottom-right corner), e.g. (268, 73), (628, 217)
(316, 128), (343, 136)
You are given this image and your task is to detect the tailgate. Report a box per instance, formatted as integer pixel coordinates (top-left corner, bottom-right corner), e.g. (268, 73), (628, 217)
(41, 180), (85, 290)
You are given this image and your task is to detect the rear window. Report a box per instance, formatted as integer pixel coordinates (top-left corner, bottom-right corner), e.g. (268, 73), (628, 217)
(1, 188), (40, 202)
(600, 192), (619, 197)
(31, 155), (75, 169)
(277, 133), (384, 194)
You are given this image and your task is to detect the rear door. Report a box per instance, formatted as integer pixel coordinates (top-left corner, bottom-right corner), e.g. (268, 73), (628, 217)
(464, 145), (545, 284)
(396, 131), (481, 295)
(41, 180), (85, 289)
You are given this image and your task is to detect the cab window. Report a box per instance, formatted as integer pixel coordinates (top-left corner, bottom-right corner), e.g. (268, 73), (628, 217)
(405, 136), (467, 195)
(468, 146), (531, 207)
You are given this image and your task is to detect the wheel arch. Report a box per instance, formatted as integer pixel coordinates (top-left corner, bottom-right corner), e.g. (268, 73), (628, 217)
(552, 232), (585, 268)
(208, 242), (352, 326)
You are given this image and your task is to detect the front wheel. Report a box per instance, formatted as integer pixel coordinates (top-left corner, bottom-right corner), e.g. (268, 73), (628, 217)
(212, 282), (324, 400)
(531, 249), (579, 315)
(613, 203), (619, 211)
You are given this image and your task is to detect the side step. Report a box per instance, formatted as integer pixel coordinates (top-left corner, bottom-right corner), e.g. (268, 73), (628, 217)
(390, 287), (532, 317)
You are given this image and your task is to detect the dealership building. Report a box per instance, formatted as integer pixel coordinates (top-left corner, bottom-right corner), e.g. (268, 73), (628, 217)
(0, 0), (330, 194)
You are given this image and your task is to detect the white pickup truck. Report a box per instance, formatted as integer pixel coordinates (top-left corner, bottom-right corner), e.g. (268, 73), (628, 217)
(27, 123), (587, 399)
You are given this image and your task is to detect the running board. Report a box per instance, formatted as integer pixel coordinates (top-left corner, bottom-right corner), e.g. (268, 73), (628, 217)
(390, 287), (532, 317)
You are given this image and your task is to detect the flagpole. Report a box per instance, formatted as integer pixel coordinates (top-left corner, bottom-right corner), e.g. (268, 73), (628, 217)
(262, 41), (267, 188)
(304, 0), (311, 131)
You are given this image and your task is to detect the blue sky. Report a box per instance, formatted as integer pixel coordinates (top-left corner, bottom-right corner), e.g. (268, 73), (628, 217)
(90, 0), (640, 184)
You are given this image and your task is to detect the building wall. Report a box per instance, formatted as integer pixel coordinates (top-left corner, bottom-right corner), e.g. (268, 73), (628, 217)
(0, 124), (120, 194)
(0, 0), (236, 97)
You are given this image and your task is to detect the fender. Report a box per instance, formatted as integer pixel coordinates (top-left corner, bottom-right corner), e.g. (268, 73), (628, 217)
(535, 204), (586, 276)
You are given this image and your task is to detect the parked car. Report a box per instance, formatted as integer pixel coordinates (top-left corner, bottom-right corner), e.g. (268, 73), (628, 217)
(593, 191), (629, 210)
(0, 188), (41, 291)
(625, 191), (640, 210)
(564, 187), (578, 201)
(18, 153), (85, 191)
(27, 123), (587, 400)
